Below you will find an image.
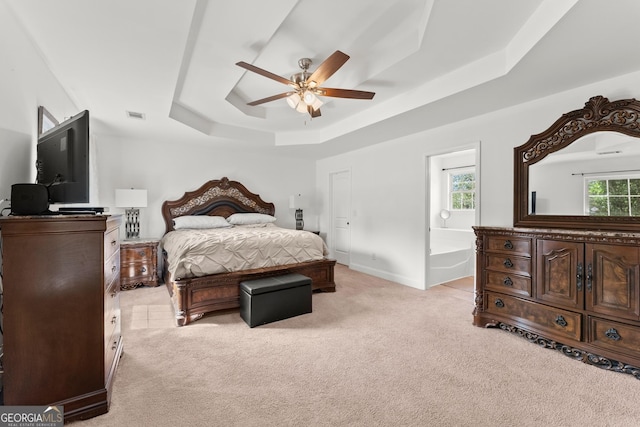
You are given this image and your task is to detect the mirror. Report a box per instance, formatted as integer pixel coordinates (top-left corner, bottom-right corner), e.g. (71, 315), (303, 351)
(514, 95), (640, 231)
(529, 132), (640, 216)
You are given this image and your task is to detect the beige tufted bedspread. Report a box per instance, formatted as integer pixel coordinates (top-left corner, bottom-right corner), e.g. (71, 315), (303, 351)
(161, 224), (328, 280)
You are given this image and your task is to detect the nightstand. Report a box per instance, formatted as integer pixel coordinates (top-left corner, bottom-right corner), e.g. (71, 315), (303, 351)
(120, 238), (159, 290)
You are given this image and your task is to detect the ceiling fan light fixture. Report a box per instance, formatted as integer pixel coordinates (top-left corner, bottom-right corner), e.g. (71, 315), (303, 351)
(295, 101), (308, 114)
(286, 93), (301, 109)
(310, 96), (323, 111)
(236, 50), (375, 118)
(302, 90), (316, 105)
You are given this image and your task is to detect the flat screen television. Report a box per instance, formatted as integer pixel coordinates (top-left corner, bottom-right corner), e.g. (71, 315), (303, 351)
(36, 110), (90, 204)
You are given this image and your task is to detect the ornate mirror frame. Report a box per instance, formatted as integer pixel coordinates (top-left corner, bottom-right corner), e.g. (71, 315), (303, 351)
(514, 95), (640, 231)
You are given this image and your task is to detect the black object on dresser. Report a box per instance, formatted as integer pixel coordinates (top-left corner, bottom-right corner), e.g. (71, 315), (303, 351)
(0, 215), (123, 421)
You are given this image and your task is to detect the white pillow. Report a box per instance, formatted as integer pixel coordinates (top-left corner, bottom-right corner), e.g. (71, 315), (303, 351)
(173, 215), (232, 230)
(226, 213), (276, 225)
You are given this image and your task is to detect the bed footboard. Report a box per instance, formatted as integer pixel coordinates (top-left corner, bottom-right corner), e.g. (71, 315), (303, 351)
(164, 259), (336, 326)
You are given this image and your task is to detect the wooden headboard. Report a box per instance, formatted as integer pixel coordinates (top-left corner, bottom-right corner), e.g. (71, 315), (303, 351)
(161, 177), (276, 234)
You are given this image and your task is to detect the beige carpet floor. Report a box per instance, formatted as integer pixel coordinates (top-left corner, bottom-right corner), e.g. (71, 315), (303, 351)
(77, 265), (640, 426)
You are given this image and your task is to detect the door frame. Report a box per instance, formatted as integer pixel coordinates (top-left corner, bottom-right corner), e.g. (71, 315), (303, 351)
(329, 168), (352, 266)
(424, 141), (481, 287)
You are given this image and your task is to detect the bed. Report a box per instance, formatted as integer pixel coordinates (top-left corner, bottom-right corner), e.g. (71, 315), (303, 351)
(160, 177), (336, 326)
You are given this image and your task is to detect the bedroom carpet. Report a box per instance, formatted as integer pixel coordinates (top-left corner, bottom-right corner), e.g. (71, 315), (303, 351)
(78, 265), (640, 427)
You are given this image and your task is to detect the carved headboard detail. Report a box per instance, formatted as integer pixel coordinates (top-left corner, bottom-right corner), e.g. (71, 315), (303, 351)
(161, 177), (275, 234)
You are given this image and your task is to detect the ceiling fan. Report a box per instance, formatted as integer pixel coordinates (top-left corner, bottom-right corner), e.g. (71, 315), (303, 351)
(236, 50), (375, 118)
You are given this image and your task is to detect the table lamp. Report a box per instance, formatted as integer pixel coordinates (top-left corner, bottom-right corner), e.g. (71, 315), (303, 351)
(289, 194), (306, 230)
(115, 188), (147, 239)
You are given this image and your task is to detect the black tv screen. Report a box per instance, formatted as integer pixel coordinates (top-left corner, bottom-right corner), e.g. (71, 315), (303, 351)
(36, 110), (89, 203)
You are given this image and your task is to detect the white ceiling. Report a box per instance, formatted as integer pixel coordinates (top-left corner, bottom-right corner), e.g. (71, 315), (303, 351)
(7, 0), (640, 158)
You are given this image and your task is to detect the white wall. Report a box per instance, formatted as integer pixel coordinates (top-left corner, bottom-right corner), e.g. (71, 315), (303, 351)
(94, 135), (317, 238)
(316, 70), (640, 289)
(0, 4), (316, 238)
(0, 2), (78, 199)
(6, 1), (640, 289)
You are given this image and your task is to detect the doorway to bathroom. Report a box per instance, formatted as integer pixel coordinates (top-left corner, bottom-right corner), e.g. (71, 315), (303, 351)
(426, 144), (480, 288)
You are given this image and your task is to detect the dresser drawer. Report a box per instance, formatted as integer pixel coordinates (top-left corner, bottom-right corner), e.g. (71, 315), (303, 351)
(104, 250), (121, 289)
(486, 235), (532, 257)
(122, 261), (156, 282)
(105, 284), (119, 339)
(485, 254), (531, 276)
(104, 228), (120, 261)
(104, 280), (120, 379)
(104, 331), (121, 381)
(588, 317), (640, 358)
(104, 280), (120, 331)
(485, 291), (581, 341)
(485, 270), (532, 297)
(121, 245), (154, 263)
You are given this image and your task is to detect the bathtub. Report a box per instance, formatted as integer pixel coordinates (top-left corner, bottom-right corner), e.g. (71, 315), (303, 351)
(428, 227), (475, 286)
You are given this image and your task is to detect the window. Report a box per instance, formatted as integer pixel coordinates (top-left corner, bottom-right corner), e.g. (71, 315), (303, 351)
(449, 171), (476, 210)
(38, 106), (58, 135)
(586, 176), (640, 216)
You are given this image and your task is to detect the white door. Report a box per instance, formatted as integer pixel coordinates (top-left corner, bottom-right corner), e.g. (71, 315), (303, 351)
(331, 170), (351, 265)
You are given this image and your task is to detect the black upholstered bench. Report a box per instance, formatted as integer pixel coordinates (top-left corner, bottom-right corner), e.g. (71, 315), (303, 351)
(239, 273), (312, 327)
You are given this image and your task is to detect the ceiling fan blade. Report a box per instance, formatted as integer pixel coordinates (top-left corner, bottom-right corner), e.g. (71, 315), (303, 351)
(316, 87), (375, 100)
(236, 61), (296, 87)
(308, 106), (321, 118)
(307, 50), (350, 86)
(247, 91), (296, 106)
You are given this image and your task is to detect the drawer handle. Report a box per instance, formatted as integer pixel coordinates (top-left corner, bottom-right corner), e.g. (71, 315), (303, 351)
(605, 328), (621, 341)
(503, 258), (514, 268)
(140, 266), (147, 273)
(586, 263), (593, 292)
(112, 340), (118, 350)
(554, 315), (568, 328)
(112, 264), (117, 272)
(111, 316), (117, 324)
(503, 240), (514, 250)
(576, 263), (583, 292)
(111, 240), (117, 246)
(503, 277), (513, 287)
(494, 298), (505, 308)
(137, 250), (146, 256)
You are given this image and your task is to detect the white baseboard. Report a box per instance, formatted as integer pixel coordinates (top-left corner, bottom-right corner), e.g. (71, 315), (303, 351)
(348, 263), (425, 290)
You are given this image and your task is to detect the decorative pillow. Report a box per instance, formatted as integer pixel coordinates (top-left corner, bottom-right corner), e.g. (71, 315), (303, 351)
(173, 215), (232, 230)
(226, 213), (276, 225)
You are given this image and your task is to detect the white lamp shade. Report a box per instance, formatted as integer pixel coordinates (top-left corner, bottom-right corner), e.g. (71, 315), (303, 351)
(302, 90), (315, 105)
(289, 194), (306, 209)
(310, 97), (323, 111)
(115, 189), (148, 208)
(295, 101), (308, 113)
(286, 93), (301, 109)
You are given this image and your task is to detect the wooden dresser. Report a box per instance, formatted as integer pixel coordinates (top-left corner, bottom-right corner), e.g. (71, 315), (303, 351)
(0, 215), (123, 422)
(474, 226), (640, 378)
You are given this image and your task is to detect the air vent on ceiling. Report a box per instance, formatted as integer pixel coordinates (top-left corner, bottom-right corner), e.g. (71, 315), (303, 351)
(126, 111), (146, 120)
